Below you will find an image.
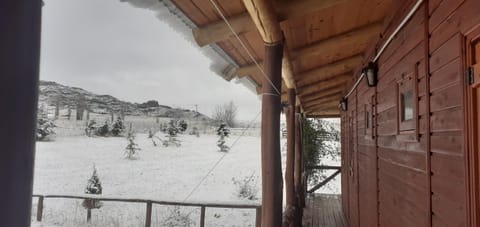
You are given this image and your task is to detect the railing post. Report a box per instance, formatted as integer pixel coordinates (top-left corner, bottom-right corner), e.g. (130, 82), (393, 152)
(255, 207), (262, 227)
(145, 201), (152, 227)
(36, 196), (44, 222)
(87, 199), (94, 222)
(200, 206), (206, 227)
(87, 208), (91, 222)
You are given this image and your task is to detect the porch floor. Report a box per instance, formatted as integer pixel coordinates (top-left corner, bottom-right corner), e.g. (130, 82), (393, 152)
(302, 194), (348, 227)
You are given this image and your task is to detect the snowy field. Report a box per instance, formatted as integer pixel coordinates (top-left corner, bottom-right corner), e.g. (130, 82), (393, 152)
(31, 129), (340, 226)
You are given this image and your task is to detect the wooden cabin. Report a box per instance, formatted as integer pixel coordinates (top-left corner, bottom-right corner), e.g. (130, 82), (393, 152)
(2, 0), (480, 226)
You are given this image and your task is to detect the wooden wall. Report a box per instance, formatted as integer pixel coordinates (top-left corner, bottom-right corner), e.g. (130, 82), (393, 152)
(340, 0), (480, 226)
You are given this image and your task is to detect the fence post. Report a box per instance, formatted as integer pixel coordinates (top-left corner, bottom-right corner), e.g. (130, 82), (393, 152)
(87, 208), (91, 222)
(145, 201), (152, 227)
(200, 206), (205, 227)
(256, 207), (262, 227)
(36, 196), (44, 222)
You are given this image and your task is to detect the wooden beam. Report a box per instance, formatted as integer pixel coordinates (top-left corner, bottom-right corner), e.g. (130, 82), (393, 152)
(282, 49), (296, 89)
(305, 102), (340, 113)
(237, 63), (263, 78)
(297, 74), (351, 97)
(296, 55), (363, 87)
(275, 0), (347, 20)
(193, 14), (254, 47)
(303, 93), (343, 108)
(192, 0), (347, 47)
(300, 84), (346, 102)
(0, 0), (42, 226)
(242, 0), (282, 44)
(292, 22), (383, 63)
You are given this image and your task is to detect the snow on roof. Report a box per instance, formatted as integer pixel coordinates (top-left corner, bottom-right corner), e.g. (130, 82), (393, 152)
(119, 0), (259, 95)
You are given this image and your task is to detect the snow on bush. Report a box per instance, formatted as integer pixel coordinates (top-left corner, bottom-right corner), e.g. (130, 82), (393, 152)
(161, 207), (194, 227)
(232, 174), (259, 201)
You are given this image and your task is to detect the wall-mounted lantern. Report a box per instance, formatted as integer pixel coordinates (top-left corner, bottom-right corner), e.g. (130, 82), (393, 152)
(339, 98), (348, 111)
(363, 62), (378, 87)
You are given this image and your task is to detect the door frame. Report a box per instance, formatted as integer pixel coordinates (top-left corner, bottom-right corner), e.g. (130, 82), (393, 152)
(465, 26), (480, 227)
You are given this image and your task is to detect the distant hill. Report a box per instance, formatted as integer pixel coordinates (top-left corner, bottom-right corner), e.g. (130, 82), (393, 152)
(38, 80), (212, 120)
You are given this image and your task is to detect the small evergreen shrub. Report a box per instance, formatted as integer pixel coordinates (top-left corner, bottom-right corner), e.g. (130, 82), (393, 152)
(111, 117), (125, 136)
(216, 123), (230, 152)
(125, 124), (140, 159)
(82, 166), (103, 209)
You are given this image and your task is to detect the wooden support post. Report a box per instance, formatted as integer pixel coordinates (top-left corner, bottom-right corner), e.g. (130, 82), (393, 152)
(285, 89), (296, 226)
(294, 106), (303, 226)
(200, 206), (206, 227)
(37, 196), (44, 222)
(0, 1), (42, 226)
(256, 207), (262, 227)
(260, 42), (284, 227)
(145, 202), (152, 227)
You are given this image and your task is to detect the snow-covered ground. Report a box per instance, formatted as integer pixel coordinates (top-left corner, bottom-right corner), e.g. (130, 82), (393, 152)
(32, 130), (340, 226)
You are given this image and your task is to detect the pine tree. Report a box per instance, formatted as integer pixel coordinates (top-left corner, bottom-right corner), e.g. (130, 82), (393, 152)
(82, 165), (103, 209)
(111, 117), (125, 136)
(163, 120), (181, 147)
(125, 124), (140, 159)
(216, 123), (230, 152)
(178, 120), (188, 133)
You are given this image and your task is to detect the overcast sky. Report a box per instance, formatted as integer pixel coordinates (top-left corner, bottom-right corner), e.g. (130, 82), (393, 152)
(40, 0), (261, 121)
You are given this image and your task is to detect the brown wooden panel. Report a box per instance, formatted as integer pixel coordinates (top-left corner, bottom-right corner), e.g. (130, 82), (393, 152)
(378, 5), (425, 74)
(429, 0), (443, 15)
(378, 158), (427, 191)
(430, 34), (462, 73)
(378, 184), (428, 226)
(377, 119), (397, 136)
(430, 57), (462, 92)
(378, 171), (427, 212)
(430, 107), (464, 132)
(376, 106), (396, 124)
(429, 0), (480, 52)
(376, 82), (397, 113)
(431, 132), (464, 156)
(429, 0), (465, 32)
(430, 82), (463, 112)
(432, 194), (467, 227)
(378, 147), (426, 171)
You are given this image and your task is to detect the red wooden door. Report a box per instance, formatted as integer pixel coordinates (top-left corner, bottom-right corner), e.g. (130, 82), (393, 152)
(467, 30), (480, 227)
(348, 110), (359, 227)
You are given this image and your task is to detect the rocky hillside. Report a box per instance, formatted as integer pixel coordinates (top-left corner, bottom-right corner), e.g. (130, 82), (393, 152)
(38, 80), (211, 120)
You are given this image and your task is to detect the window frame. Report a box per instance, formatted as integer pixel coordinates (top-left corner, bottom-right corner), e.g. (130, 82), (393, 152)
(396, 65), (419, 140)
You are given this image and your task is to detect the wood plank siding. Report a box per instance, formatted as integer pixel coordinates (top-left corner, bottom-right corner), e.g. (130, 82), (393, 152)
(341, 0), (480, 227)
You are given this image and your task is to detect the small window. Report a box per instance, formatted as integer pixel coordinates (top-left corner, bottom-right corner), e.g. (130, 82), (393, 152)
(401, 90), (414, 121)
(397, 70), (417, 133)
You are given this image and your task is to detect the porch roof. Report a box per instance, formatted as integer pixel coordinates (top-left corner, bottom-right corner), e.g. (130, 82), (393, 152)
(161, 0), (394, 117)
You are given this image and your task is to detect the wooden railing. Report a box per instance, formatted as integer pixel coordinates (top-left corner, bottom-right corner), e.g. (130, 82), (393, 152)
(32, 194), (261, 227)
(306, 165), (341, 194)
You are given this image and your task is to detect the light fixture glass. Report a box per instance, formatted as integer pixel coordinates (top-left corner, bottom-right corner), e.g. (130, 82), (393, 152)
(340, 98), (348, 111)
(364, 62), (377, 87)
